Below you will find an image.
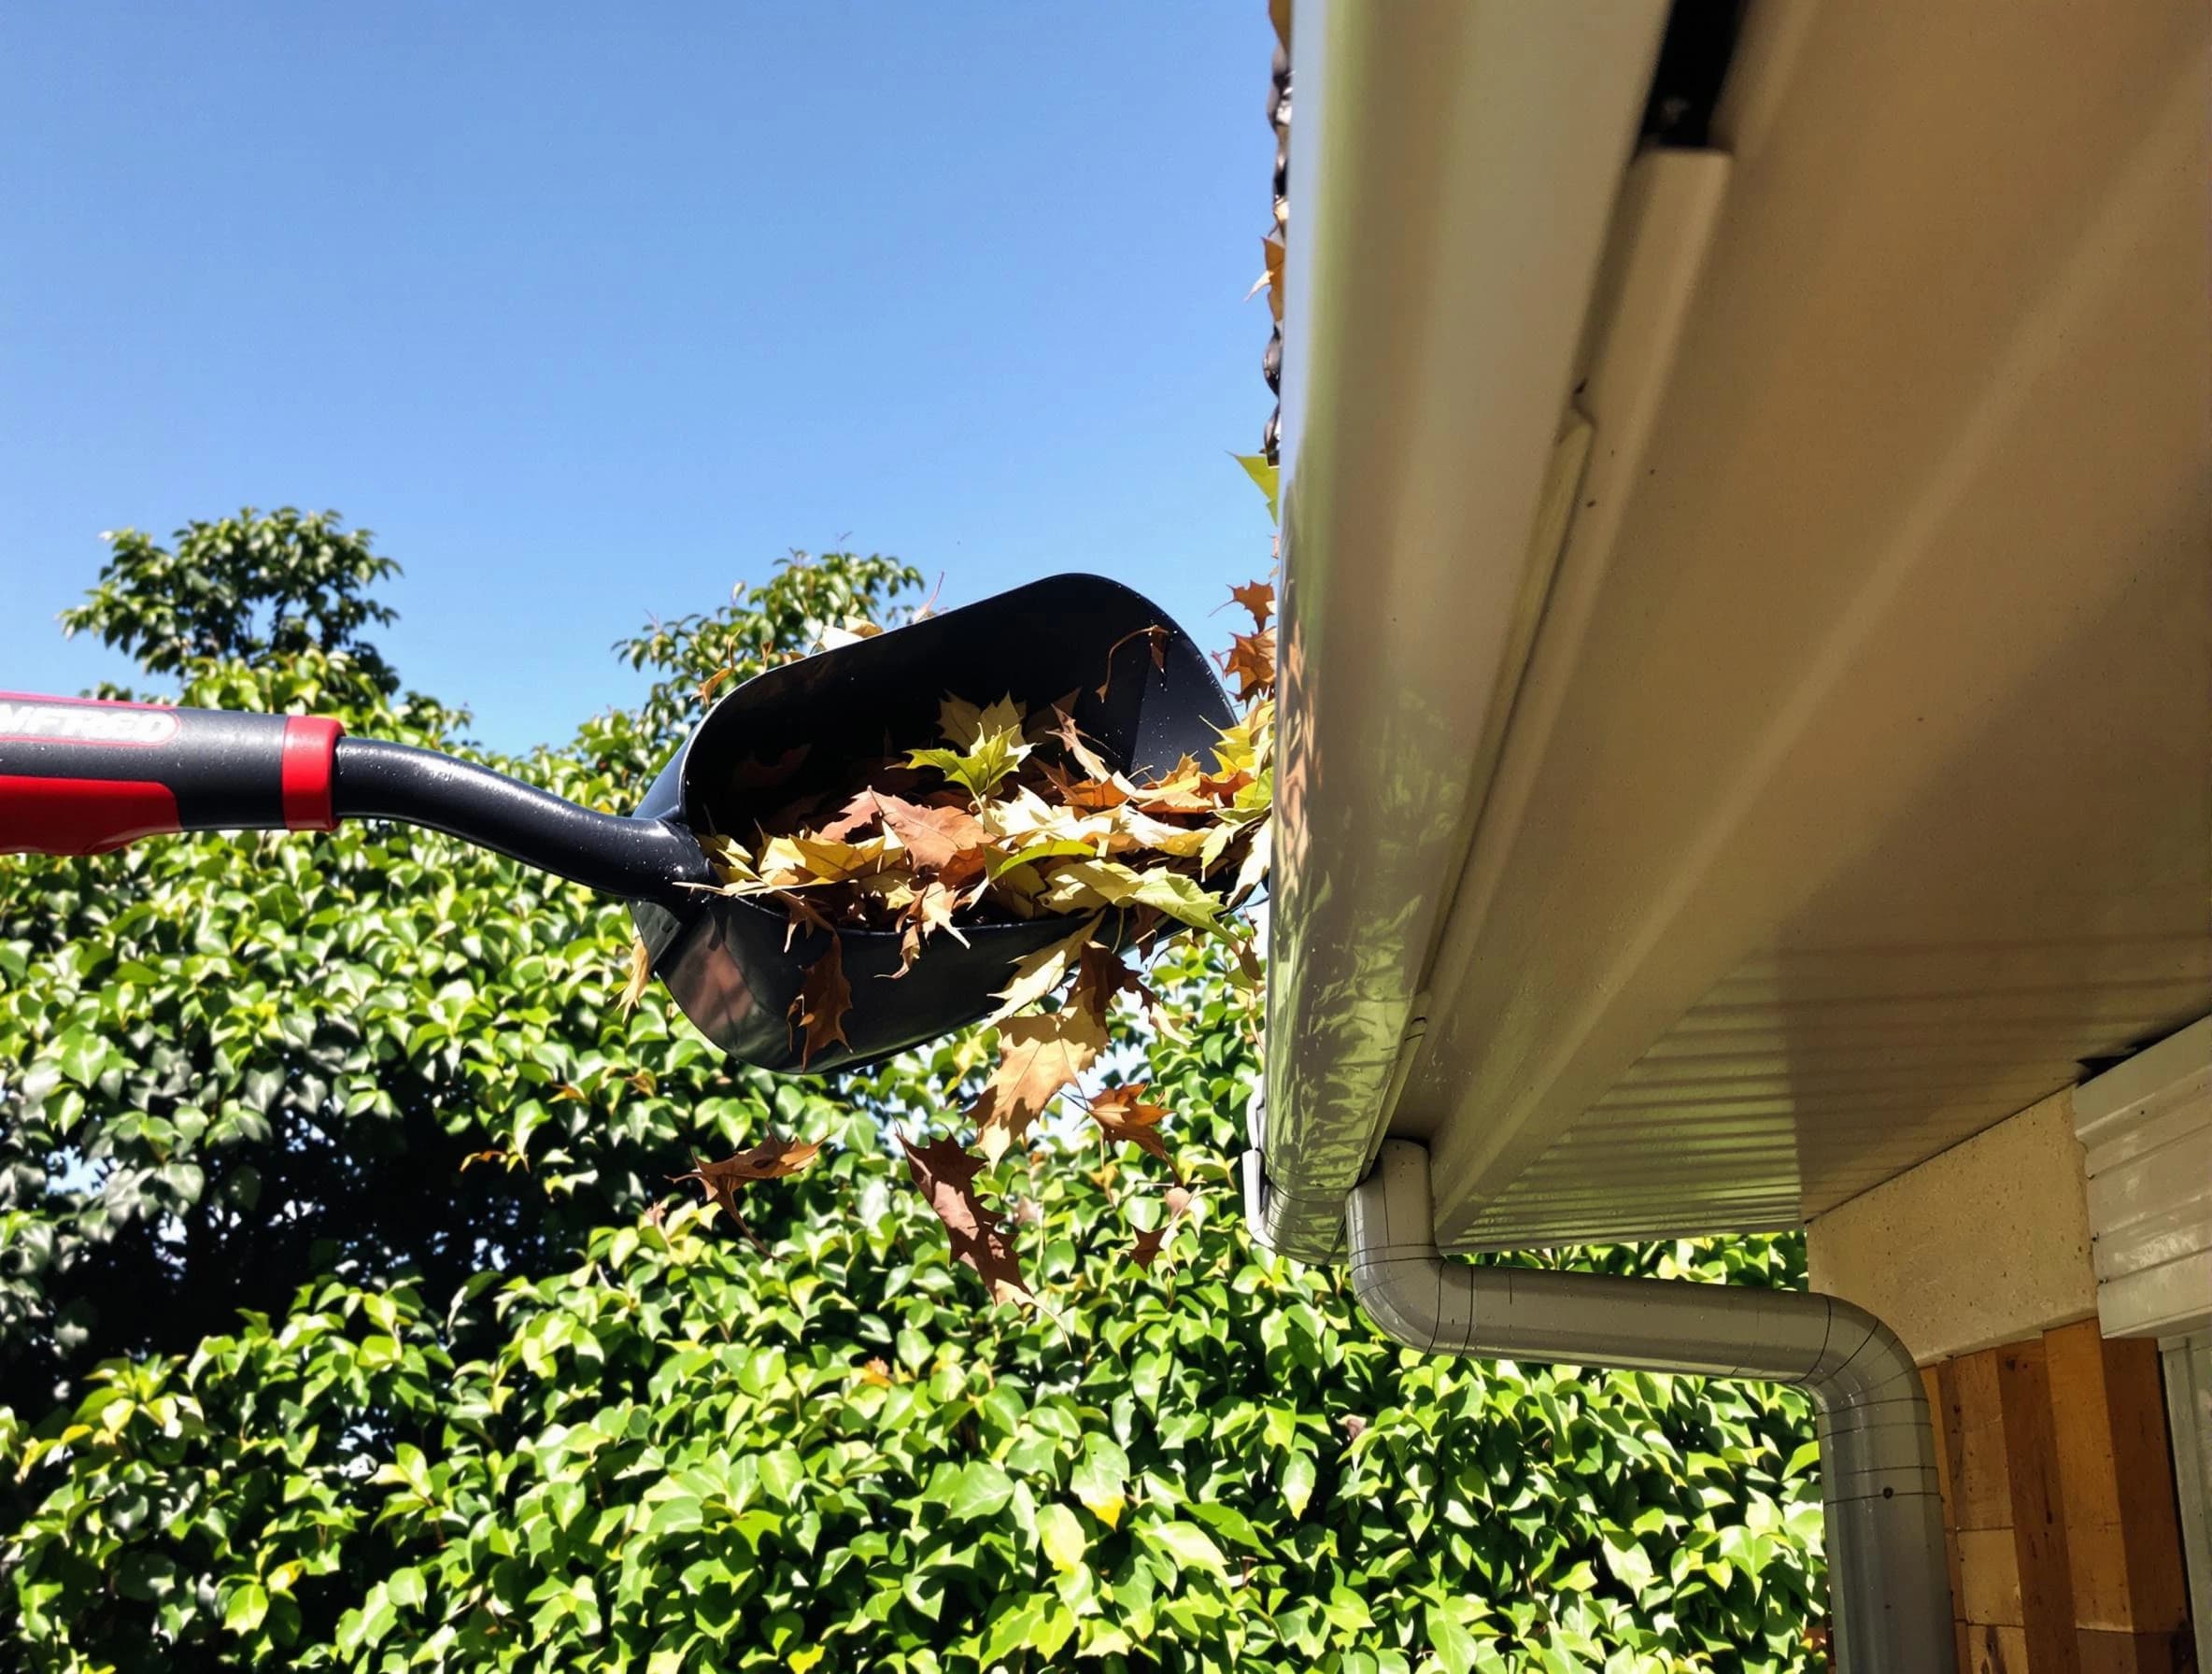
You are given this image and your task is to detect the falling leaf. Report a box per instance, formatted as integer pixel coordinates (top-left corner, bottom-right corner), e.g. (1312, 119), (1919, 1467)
(1230, 580), (1274, 632)
(1129, 1224), (1168, 1270)
(985, 914), (1102, 1027)
(1262, 234), (1285, 323)
(1220, 629), (1276, 702)
(1130, 1177), (1198, 1270)
(777, 889), (839, 951)
(1232, 453), (1280, 524)
(1048, 706), (1115, 782)
(1086, 1083), (1170, 1161)
(1232, 819), (1272, 902)
(672, 1135), (822, 1220)
(969, 1005), (1107, 1162)
(1071, 943), (1153, 1027)
(620, 936), (653, 1014)
(858, 1357), (894, 1387)
(786, 940), (852, 1068)
(1092, 624), (1170, 702)
(900, 1131), (1029, 1304)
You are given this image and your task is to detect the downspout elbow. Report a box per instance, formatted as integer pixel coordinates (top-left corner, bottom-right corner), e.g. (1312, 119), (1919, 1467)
(1343, 1140), (1954, 1673)
(1346, 1137), (1474, 1352)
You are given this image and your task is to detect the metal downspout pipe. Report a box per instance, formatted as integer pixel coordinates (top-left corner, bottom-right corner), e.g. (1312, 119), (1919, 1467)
(1349, 1141), (1954, 1673)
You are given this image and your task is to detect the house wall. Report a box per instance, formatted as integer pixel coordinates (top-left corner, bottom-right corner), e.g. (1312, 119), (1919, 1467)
(1923, 1322), (2191, 1672)
(1808, 1092), (2197, 1669)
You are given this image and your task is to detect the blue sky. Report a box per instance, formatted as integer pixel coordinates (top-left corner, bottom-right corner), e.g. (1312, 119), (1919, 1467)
(2, 6), (1277, 756)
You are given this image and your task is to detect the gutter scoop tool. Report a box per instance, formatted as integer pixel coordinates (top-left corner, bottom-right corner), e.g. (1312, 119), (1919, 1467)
(0, 573), (1234, 1073)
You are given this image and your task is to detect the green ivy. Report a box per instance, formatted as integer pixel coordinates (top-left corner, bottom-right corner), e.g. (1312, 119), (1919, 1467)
(0, 522), (1824, 1670)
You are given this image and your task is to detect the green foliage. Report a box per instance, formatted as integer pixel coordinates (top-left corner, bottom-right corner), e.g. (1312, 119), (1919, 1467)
(61, 509), (405, 695)
(0, 532), (1824, 1670)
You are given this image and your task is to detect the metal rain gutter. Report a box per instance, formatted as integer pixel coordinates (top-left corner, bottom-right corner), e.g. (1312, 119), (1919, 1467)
(1256, 0), (1674, 1262)
(1350, 1141), (1956, 1672)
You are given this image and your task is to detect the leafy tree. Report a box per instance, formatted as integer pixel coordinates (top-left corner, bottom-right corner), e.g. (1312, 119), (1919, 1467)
(61, 509), (405, 694)
(0, 522), (1824, 1670)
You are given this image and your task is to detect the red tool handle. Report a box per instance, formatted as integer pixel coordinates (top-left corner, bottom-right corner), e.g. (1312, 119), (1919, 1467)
(0, 692), (344, 857)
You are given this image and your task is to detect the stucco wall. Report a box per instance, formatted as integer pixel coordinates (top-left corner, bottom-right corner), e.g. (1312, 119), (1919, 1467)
(1807, 1088), (2098, 1369)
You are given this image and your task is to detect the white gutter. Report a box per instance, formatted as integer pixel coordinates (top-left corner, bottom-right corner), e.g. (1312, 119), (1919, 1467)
(1258, 0), (1673, 1261)
(1351, 1141), (1955, 1672)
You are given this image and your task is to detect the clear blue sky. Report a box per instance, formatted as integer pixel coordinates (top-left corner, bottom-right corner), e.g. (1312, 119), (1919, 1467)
(2, 6), (1276, 756)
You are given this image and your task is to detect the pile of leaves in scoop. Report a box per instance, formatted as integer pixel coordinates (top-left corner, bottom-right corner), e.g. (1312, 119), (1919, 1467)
(649, 579), (1275, 1304)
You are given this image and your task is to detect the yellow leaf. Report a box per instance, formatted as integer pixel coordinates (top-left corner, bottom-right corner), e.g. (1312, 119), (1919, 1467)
(1233, 452), (1280, 524)
(788, 834), (892, 881)
(619, 936), (652, 1014)
(985, 914), (1102, 1026)
(1109, 806), (1212, 858)
(938, 693), (985, 747)
(1081, 1490), (1125, 1532)
(1233, 819), (1271, 901)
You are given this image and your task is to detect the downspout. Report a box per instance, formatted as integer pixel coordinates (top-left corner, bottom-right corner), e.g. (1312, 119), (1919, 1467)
(1350, 1141), (1955, 1673)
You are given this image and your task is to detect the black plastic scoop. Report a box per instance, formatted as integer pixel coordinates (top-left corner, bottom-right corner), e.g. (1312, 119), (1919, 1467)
(0, 574), (1235, 1073)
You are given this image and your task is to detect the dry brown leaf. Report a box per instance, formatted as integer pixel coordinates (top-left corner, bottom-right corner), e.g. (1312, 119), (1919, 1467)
(1039, 761), (1133, 812)
(777, 889), (840, 951)
(1093, 623), (1170, 702)
(620, 935), (653, 1014)
(1131, 1180), (1198, 1270)
(1049, 705), (1116, 782)
(1230, 579), (1274, 632)
(815, 788), (884, 842)
(874, 792), (990, 871)
(787, 939), (853, 1068)
(1071, 943), (1156, 1028)
(900, 1130), (1030, 1303)
(672, 1135), (823, 1220)
(1220, 628), (1277, 702)
(1085, 1082), (1171, 1161)
(969, 1004), (1107, 1162)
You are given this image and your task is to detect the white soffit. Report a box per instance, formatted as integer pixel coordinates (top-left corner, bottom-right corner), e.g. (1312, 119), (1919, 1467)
(1386, 1), (2212, 1247)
